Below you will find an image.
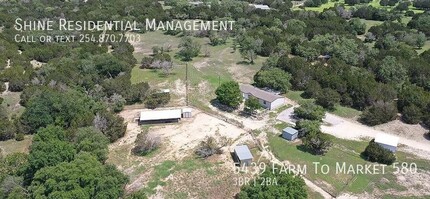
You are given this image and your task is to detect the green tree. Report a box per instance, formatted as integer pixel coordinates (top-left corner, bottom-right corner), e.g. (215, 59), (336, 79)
(73, 127), (109, 162)
(315, 88), (341, 110)
(253, 68), (292, 93)
(29, 153), (128, 199)
(238, 36), (262, 64)
(215, 81), (242, 109)
(362, 140), (396, 165)
(24, 126), (76, 184)
(360, 101), (398, 126)
(244, 97), (262, 115)
(348, 18), (366, 35)
(238, 168), (307, 199)
(401, 105), (423, 124)
(93, 110), (127, 143)
(377, 56), (407, 86)
(20, 89), (98, 133)
(295, 120), (321, 138)
(178, 37), (201, 61)
(294, 102), (325, 121)
(144, 92), (170, 109)
(302, 131), (333, 155)
(302, 80), (321, 99)
(285, 19), (307, 35)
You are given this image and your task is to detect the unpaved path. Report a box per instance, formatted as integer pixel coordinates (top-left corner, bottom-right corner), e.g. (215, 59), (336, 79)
(277, 106), (430, 160)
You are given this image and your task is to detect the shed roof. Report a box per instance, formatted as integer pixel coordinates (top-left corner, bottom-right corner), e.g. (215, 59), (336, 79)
(140, 109), (182, 121)
(239, 84), (283, 103)
(283, 127), (298, 135)
(181, 108), (192, 113)
(234, 145), (253, 160)
(374, 133), (399, 147)
(250, 4), (271, 9)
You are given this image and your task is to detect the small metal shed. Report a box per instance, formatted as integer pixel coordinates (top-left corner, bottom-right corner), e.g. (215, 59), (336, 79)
(282, 127), (298, 141)
(181, 108), (192, 118)
(234, 145), (253, 166)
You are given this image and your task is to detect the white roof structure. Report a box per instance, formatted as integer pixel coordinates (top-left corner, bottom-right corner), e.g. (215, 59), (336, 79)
(139, 109), (182, 121)
(374, 133), (399, 147)
(283, 127), (298, 135)
(240, 84), (284, 102)
(234, 145), (253, 160)
(249, 4), (271, 10)
(181, 108), (192, 113)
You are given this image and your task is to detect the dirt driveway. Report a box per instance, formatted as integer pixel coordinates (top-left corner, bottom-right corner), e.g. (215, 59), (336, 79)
(276, 106), (430, 160)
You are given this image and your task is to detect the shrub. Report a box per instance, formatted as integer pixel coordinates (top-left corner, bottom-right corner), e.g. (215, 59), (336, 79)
(145, 92), (170, 109)
(195, 136), (230, 158)
(15, 133), (24, 141)
(295, 120), (321, 138)
(302, 131), (333, 155)
(401, 105), (423, 124)
(315, 88), (341, 110)
(362, 140), (396, 165)
(294, 102), (325, 121)
(244, 96), (262, 115)
(215, 81), (242, 109)
(132, 133), (160, 156)
(302, 80), (321, 99)
(360, 101), (397, 126)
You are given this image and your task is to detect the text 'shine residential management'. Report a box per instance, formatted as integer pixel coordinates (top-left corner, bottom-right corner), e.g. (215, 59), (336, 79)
(14, 18), (236, 31)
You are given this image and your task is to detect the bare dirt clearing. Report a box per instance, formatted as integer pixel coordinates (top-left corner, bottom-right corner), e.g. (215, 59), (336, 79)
(109, 107), (254, 197)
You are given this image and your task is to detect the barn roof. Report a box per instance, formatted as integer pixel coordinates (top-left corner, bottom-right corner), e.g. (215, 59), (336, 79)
(239, 84), (283, 103)
(234, 145), (253, 160)
(250, 4), (271, 10)
(140, 109), (182, 121)
(283, 127), (298, 135)
(374, 133), (399, 147)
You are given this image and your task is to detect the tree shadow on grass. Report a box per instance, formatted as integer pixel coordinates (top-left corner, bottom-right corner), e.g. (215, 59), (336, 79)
(210, 99), (235, 113)
(296, 144), (315, 155)
(236, 61), (253, 65)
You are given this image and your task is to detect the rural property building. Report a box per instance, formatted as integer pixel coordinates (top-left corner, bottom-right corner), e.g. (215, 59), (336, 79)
(282, 127), (299, 141)
(139, 109), (182, 124)
(233, 145), (253, 166)
(374, 133), (399, 152)
(239, 84), (285, 110)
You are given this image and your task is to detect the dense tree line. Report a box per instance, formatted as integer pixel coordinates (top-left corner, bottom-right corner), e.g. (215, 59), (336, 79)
(0, 0), (169, 198)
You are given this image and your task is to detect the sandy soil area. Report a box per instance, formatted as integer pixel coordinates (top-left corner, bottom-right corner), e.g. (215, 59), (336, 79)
(110, 107), (254, 196)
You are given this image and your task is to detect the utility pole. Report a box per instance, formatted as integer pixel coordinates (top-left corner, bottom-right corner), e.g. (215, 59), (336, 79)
(186, 63), (189, 106)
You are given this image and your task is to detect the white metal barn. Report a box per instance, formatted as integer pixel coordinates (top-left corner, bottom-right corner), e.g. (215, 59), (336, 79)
(374, 133), (399, 152)
(239, 84), (285, 110)
(139, 109), (182, 124)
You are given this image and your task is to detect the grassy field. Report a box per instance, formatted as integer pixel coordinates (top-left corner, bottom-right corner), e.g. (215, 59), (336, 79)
(129, 31), (264, 111)
(296, 0), (425, 13)
(0, 135), (33, 156)
(417, 41), (430, 54)
(1, 91), (25, 118)
(268, 133), (430, 197)
(284, 91), (362, 119)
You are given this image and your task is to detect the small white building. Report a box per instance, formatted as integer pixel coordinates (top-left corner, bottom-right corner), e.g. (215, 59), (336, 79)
(239, 84), (285, 110)
(139, 109), (182, 124)
(181, 108), (192, 118)
(374, 133), (399, 152)
(249, 4), (271, 10)
(233, 145), (253, 166)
